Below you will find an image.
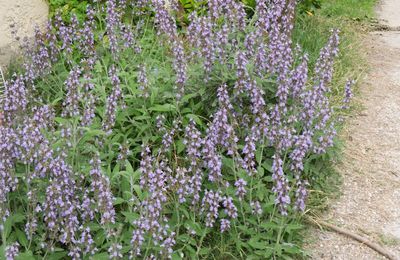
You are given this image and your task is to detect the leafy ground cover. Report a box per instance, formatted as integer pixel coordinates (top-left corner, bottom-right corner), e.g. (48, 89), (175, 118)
(0, 0), (375, 259)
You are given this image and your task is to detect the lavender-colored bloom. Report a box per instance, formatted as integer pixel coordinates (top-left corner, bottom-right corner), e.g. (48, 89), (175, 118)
(220, 219), (230, 233)
(2, 75), (28, 121)
(242, 129), (257, 176)
(68, 246), (81, 260)
(103, 65), (122, 134)
(121, 24), (135, 48)
(5, 242), (19, 260)
(134, 146), (172, 255)
(152, 0), (177, 39)
(23, 26), (52, 78)
(294, 179), (308, 212)
(117, 142), (131, 162)
(79, 7), (97, 68)
(314, 29), (340, 89)
(172, 39), (187, 99)
(244, 32), (258, 57)
(234, 178), (247, 201)
(183, 119), (203, 167)
(202, 85), (239, 182)
(342, 79), (354, 109)
(160, 232), (176, 258)
(175, 167), (192, 203)
(0, 133), (15, 186)
(234, 51), (249, 94)
(222, 196), (238, 219)
(250, 201), (263, 215)
(155, 114), (166, 131)
(106, 0), (122, 58)
(89, 156), (116, 225)
(201, 190), (221, 227)
(215, 24), (229, 64)
(139, 145), (153, 190)
(255, 43), (268, 76)
(138, 65), (149, 98)
(108, 243), (123, 259)
(161, 127), (175, 154)
(187, 15), (215, 80)
(272, 154), (290, 215)
(290, 132), (312, 172)
(207, 84), (239, 154)
(43, 156), (79, 245)
(80, 192), (95, 222)
(183, 119), (204, 203)
(81, 91), (96, 127)
(208, 0), (246, 29)
(55, 14), (74, 56)
(202, 138), (222, 182)
(291, 54), (309, 99)
(130, 220), (146, 257)
(62, 66), (82, 118)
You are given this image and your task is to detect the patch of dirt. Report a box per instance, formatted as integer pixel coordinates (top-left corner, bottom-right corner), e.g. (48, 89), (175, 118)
(0, 0), (48, 67)
(377, 0), (400, 28)
(307, 1), (400, 259)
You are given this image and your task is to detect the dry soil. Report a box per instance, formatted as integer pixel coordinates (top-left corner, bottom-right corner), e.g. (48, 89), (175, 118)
(0, 0), (48, 67)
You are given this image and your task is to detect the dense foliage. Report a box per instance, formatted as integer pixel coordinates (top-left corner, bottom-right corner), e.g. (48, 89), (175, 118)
(48, 0), (323, 20)
(1, 0), (353, 259)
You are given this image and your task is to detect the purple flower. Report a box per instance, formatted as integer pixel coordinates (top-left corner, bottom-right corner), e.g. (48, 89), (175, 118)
(342, 79), (354, 109)
(172, 39), (187, 99)
(175, 167), (192, 203)
(290, 54), (309, 99)
(250, 201), (262, 215)
(294, 179), (308, 212)
(2, 75), (28, 121)
(272, 154), (290, 215)
(183, 120), (204, 203)
(108, 243), (122, 259)
(187, 15), (215, 80)
(106, 0), (122, 58)
(62, 66), (82, 118)
(89, 155), (116, 225)
(152, 0), (177, 38)
(161, 232), (176, 258)
(102, 65), (122, 134)
(220, 219), (230, 233)
(234, 179), (247, 201)
(202, 85), (239, 182)
(117, 142), (131, 163)
(184, 119), (204, 167)
(43, 156), (79, 245)
(5, 242), (19, 260)
(222, 196), (238, 219)
(138, 65), (149, 98)
(201, 190), (222, 227)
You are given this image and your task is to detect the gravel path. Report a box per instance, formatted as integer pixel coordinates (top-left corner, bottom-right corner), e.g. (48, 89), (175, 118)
(0, 0), (48, 67)
(308, 0), (400, 259)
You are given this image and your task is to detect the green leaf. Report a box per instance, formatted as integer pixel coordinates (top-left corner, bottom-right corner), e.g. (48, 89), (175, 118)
(113, 197), (125, 205)
(149, 104), (176, 112)
(198, 247), (210, 256)
(16, 251), (35, 260)
(248, 238), (266, 249)
(91, 252), (109, 260)
(122, 211), (139, 223)
(15, 229), (28, 248)
(11, 213), (26, 224)
(47, 251), (68, 260)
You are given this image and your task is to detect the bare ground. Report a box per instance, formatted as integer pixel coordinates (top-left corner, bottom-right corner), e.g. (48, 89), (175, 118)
(0, 0), (48, 67)
(308, 1), (400, 259)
